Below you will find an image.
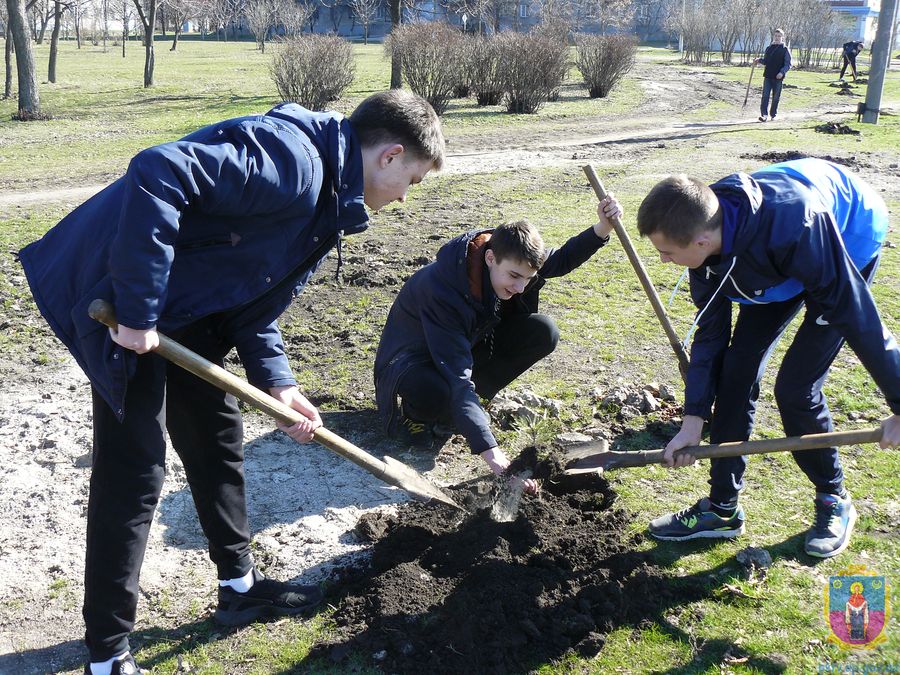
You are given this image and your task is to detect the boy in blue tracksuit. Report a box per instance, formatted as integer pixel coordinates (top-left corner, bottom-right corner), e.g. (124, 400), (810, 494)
(635, 158), (899, 558)
(374, 198), (621, 488)
(19, 90), (444, 675)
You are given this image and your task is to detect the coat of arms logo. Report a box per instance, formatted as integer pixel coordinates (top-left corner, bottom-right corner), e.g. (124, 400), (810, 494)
(824, 564), (891, 650)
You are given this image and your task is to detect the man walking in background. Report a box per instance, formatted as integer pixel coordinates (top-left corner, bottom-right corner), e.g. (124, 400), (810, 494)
(755, 29), (792, 122)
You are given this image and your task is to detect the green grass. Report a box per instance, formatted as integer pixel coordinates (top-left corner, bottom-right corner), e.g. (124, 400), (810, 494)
(2, 39), (899, 674)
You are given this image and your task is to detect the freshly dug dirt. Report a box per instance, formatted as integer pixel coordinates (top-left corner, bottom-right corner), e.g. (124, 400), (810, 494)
(814, 122), (860, 135)
(313, 448), (701, 674)
(743, 151), (872, 170)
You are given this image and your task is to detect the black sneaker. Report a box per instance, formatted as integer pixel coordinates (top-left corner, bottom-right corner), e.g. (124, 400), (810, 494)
(84, 653), (147, 675)
(805, 492), (857, 558)
(648, 498), (745, 541)
(396, 414), (434, 448)
(213, 568), (323, 627)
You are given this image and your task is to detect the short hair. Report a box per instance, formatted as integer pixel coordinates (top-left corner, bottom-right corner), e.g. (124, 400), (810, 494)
(488, 220), (546, 270)
(350, 90), (445, 171)
(636, 174), (721, 246)
(773, 28), (784, 36)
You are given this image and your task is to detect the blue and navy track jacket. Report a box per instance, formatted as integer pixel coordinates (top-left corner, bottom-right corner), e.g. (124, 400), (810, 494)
(684, 158), (897, 419)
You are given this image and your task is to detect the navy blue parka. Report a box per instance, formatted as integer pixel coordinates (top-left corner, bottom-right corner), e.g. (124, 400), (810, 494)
(20, 104), (368, 419)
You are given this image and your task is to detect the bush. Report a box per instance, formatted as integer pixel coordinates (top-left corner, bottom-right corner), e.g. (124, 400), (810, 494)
(495, 32), (569, 114)
(385, 22), (465, 115)
(271, 35), (355, 110)
(466, 35), (503, 106)
(575, 34), (637, 99)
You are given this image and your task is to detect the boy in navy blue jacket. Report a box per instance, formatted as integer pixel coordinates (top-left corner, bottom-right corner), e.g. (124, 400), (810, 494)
(374, 197), (621, 490)
(635, 158), (899, 558)
(19, 90), (444, 675)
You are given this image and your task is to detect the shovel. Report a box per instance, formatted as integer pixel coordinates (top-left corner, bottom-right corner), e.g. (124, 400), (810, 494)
(89, 299), (460, 509)
(742, 60), (757, 109)
(564, 427), (883, 475)
(583, 165), (690, 380)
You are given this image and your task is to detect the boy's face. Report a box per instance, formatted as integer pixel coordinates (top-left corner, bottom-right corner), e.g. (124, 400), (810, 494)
(647, 231), (715, 269)
(485, 249), (538, 300)
(362, 144), (433, 211)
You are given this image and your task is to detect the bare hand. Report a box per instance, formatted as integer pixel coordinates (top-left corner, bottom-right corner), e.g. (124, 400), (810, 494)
(594, 194), (622, 239)
(776, 73), (784, 79)
(109, 324), (159, 354)
(880, 414), (900, 449)
(663, 415), (704, 468)
(481, 447), (540, 494)
(270, 385), (322, 444)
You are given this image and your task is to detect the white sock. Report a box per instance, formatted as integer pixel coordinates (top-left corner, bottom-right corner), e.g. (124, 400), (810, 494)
(219, 568), (255, 593)
(90, 652), (129, 675)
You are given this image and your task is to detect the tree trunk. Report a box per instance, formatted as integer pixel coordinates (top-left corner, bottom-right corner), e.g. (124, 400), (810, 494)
(74, 0), (81, 47)
(4, 25), (13, 99)
(133, 0), (157, 87)
(171, 26), (180, 50)
(389, 0), (400, 88)
(122, 0), (127, 56)
(6, 0), (42, 118)
(48, 0), (61, 82)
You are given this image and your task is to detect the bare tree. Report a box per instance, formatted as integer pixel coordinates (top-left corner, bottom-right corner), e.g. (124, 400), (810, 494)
(3, 0), (14, 99)
(389, 0), (400, 87)
(280, 0), (315, 36)
(348, 0), (378, 44)
(133, 0), (158, 86)
(164, 0), (201, 49)
(6, 0), (43, 118)
(47, 0), (66, 81)
(31, 0), (51, 42)
(710, 0), (740, 62)
(245, 0), (278, 52)
(582, 0), (633, 33)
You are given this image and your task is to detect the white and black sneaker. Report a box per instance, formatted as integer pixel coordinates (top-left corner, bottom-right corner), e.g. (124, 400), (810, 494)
(84, 653), (147, 675)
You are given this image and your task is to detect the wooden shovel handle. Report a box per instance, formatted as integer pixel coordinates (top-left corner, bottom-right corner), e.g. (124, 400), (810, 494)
(610, 427), (884, 470)
(582, 165), (690, 381)
(88, 299), (391, 479)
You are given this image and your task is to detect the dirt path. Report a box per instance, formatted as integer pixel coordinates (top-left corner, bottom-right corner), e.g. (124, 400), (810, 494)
(0, 61), (858, 212)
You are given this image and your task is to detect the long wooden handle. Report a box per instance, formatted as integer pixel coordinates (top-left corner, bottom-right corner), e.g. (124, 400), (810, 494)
(742, 60), (757, 108)
(88, 300), (389, 472)
(609, 428), (883, 470)
(583, 165), (690, 381)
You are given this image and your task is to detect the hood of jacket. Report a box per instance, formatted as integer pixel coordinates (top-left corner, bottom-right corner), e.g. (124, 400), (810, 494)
(265, 103), (368, 236)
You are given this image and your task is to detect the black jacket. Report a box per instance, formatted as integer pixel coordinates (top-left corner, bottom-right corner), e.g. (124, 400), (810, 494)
(374, 226), (607, 453)
(760, 43), (791, 79)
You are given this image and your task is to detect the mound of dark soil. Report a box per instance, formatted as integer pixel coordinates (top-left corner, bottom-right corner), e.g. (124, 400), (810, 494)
(815, 122), (860, 136)
(743, 150), (869, 170)
(313, 448), (703, 673)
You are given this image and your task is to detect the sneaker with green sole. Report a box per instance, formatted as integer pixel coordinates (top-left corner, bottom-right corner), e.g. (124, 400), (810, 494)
(649, 498), (745, 541)
(805, 492), (857, 558)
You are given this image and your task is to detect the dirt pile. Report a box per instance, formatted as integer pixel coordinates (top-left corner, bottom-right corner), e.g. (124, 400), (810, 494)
(312, 448), (701, 673)
(814, 122), (860, 135)
(743, 151), (870, 170)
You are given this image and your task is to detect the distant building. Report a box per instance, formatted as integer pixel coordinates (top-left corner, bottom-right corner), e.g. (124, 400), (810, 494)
(828, 0), (879, 44)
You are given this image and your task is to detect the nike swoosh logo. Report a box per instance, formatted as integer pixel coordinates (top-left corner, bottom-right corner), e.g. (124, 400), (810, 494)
(815, 315), (830, 326)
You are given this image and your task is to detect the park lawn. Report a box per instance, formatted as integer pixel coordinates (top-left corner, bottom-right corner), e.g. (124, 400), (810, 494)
(2, 39), (899, 673)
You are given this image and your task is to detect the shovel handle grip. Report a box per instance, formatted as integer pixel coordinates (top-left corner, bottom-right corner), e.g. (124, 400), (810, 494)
(582, 165), (690, 381)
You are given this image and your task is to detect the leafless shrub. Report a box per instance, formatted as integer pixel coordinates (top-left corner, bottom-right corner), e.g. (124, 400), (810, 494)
(495, 31), (569, 114)
(385, 22), (465, 115)
(467, 35), (503, 106)
(575, 34), (637, 98)
(532, 22), (571, 102)
(270, 34), (355, 110)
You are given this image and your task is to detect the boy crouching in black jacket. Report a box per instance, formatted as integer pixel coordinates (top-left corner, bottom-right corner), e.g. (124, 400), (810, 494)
(374, 196), (621, 491)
